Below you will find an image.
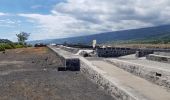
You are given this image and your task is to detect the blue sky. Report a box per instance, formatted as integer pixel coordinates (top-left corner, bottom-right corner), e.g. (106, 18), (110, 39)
(0, 0), (62, 14)
(0, 0), (62, 41)
(0, 0), (170, 41)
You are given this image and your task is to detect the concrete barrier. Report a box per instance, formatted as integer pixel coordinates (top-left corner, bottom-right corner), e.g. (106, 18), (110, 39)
(48, 46), (139, 100)
(48, 46), (80, 71)
(146, 54), (170, 64)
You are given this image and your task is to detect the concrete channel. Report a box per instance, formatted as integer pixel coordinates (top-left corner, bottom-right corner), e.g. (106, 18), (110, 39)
(48, 45), (170, 100)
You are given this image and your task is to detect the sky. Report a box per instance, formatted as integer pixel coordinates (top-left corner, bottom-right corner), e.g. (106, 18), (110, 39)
(0, 0), (170, 41)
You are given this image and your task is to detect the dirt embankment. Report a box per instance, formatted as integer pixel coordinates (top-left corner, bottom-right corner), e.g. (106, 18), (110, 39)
(0, 47), (114, 100)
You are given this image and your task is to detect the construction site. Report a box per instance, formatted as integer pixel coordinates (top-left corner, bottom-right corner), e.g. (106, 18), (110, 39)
(48, 44), (170, 100)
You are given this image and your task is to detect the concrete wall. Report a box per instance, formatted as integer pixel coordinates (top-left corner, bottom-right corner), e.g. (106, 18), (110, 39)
(48, 46), (65, 67)
(146, 54), (170, 64)
(48, 46), (80, 71)
(106, 59), (170, 90)
(48, 46), (138, 100)
(154, 52), (170, 56)
(136, 49), (170, 57)
(97, 47), (136, 57)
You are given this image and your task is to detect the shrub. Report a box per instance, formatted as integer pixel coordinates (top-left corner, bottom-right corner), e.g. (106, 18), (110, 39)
(3, 44), (13, 49)
(9, 43), (16, 48)
(0, 43), (14, 50)
(0, 45), (5, 51)
(15, 44), (25, 48)
(0, 42), (32, 51)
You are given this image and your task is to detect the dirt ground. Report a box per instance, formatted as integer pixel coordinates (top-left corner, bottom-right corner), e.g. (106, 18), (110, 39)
(0, 47), (114, 100)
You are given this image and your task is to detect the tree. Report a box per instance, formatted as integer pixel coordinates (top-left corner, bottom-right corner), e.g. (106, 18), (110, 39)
(16, 32), (30, 45)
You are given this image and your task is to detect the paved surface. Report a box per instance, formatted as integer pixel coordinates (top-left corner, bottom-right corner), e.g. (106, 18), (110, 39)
(90, 60), (170, 100)
(118, 56), (170, 71)
(0, 47), (114, 100)
(48, 46), (79, 59)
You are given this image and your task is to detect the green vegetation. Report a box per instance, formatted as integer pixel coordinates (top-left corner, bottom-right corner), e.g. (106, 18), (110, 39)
(16, 32), (30, 45)
(0, 32), (32, 51)
(0, 43), (14, 51)
(0, 39), (13, 51)
(0, 43), (29, 51)
(108, 33), (170, 45)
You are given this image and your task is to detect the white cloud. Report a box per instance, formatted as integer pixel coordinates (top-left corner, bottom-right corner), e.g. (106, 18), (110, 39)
(0, 19), (21, 27)
(19, 13), (100, 40)
(0, 12), (8, 16)
(19, 0), (170, 40)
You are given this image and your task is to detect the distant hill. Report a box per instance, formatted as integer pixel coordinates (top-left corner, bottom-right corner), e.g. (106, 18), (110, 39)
(28, 24), (170, 45)
(0, 39), (13, 43)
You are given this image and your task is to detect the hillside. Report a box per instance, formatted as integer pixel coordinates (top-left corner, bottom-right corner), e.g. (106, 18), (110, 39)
(0, 39), (12, 43)
(29, 24), (170, 45)
(110, 33), (170, 44)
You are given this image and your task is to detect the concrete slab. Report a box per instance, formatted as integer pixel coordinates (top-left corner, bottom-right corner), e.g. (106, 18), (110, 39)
(117, 58), (170, 71)
(106, 58), (170, 90)
(48, 46), (170, 100)
(90, 60), (170, 100)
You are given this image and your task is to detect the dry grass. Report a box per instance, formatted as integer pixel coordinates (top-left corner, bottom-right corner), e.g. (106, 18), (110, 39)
(6, 47), (48, 55)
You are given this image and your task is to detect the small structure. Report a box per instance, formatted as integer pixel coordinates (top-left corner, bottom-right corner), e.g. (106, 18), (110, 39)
(92, 40), (97, 49)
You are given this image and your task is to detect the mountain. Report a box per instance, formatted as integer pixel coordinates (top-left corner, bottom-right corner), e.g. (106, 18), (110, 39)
(28, 24), (170, 45)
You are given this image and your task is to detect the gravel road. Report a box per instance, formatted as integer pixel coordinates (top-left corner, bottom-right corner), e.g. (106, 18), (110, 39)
(0, 47), (114, 100)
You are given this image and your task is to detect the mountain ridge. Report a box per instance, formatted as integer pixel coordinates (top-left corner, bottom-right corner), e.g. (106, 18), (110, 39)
(28, 24), (170, 45)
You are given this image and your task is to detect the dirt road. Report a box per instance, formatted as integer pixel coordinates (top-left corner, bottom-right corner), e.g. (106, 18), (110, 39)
(0, 47), (114, 100)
